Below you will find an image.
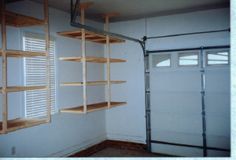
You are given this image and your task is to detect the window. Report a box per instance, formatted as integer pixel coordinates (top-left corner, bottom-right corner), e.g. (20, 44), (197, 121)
(23, 33), (56, 118)
(206, 50), (229, 65)
(178, 52), (199, 66)
(152, 54), (171, 68)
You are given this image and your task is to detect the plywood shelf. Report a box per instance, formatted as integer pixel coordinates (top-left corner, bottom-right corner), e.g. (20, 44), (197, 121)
(59, 56), (126, 63)
(0, 50), (46, 57)
(0, 11), (45, 27)
(0, 118), (47, 133)
(60, 80), (126, 87)
(0, 0), (50, 135)
(0, 86), (46, 93)
(58, 30), (125, 44)
(60, 101), (126, 114)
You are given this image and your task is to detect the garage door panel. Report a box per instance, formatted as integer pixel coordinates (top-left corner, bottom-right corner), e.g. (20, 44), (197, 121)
(149, 49), (230, 156)
(151, 92), (201, 114)
(151, 130), (202, 146)
(207, 150), (230, 157)
(206, 135), (230, 149)
(205, 69), (230, 92)
(206, 116), (230, 136)
(151, 143), (203, 157)
(205, 93), (230, 115)
(150, 71), (201, 92)
(151, 114), (202, 134)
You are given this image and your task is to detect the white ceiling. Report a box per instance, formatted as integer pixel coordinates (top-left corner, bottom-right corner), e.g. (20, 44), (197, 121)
(33, 0), (229, 22)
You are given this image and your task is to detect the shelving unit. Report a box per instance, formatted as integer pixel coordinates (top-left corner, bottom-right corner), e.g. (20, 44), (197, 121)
(0, 118), (47, 133)
(1, 10), (45, 27)
(0, 50), (46, 57)
(60, 102), (127, 114)
(59, 56), (126, 63)
(60, 81), (126, 87)
(0, 0), (51, 134)
(58, 2), (126, 114)
(58, 30), (125, 44)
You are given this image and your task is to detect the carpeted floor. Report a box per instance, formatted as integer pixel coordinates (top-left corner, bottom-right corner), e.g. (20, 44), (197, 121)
(90, 147), (162, 157)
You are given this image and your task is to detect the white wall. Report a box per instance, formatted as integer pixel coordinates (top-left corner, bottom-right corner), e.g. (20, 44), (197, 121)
(105, 19), (147, 143)
(0, 0), (106, 157)
(106, 7), (230, 155)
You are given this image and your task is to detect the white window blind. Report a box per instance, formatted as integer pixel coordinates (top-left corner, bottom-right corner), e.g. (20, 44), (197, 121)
(23, 33), (56, 118)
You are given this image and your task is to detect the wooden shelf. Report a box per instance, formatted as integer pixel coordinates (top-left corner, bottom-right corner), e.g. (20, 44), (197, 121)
(59, 56), (126, 63)
(60, 80), (126, 87)
(0, 11), (45, 27)
(0, 86), (46, 93)
(60, 101), (126, 114)
(58, 30), (125, 44)
(0, 50), (46, 57)
(0, 118), (47, 133)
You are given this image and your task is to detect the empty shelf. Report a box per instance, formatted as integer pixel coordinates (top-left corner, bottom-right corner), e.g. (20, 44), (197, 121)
(0, 118), (47, 133)
(60, 101), (127, 114)
(58, 30), (125, 44)
(0, 86), (46, 93)
(59, 56), (126, 63)
(0, 50), (46, 57)
(0, 11), (45, 27)
(60, 80), (126, 86)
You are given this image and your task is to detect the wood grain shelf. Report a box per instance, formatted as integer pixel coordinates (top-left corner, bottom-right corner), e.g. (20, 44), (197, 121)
(0, 11), (45, 27)
(60, 80), (126, 87)
(59, 56), (126, 63)
(58, 30), (125, 44)
(60, 101), (126, 114)
(0, 50), (46, 57)
(0, 86), (46, 93)
(0, 118), (47, 133)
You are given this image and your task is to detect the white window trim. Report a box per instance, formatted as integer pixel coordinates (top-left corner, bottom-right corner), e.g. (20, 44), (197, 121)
(23, 32), (57, 118)
(152, 53), (172, 68)
(178, 51), (200, 67)
(205, 49), (230, 66)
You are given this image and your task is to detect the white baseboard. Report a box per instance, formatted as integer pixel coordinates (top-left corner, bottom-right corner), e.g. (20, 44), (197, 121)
(48, 134), (107, 157)
(106, 133), (146, 144)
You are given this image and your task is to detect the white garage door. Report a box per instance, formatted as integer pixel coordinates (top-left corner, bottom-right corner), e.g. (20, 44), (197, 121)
(149, 48), (230, 157)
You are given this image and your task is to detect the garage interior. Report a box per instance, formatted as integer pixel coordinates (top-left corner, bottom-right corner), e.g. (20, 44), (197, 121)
(0, 0), (234, 158)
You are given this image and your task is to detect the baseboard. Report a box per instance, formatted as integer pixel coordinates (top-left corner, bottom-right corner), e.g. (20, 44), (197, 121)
(69, 139), (147, 157)
(48, 134), (106, 157)
(106, 133), (146, 144)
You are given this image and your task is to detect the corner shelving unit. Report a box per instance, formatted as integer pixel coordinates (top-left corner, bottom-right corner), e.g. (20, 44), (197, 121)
(0, 0), (51, 134)
(58, 2), (127, 114)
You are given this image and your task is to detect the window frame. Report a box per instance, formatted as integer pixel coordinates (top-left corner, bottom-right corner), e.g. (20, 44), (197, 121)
(178, 51), (200, 67)
(152, 53), (172, 68)
(22, 32), (57, 118)
(205, 49), (230, 66)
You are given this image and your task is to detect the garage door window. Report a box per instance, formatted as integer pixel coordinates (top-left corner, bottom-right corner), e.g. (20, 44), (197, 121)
(178, 52), (199, 66)
(206, 50), (229, 65)
(152, 54), (171, 68)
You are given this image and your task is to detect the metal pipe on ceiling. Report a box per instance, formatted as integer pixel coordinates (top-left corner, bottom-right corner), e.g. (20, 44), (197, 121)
(70, 0), (143, 45)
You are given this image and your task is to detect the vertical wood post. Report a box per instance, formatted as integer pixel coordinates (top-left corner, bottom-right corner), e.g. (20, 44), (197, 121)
(81, 7), (87, 113)
(1, 0), (8, 133)
(105, 16), (111, 108)
(44, 0), (51, 122)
